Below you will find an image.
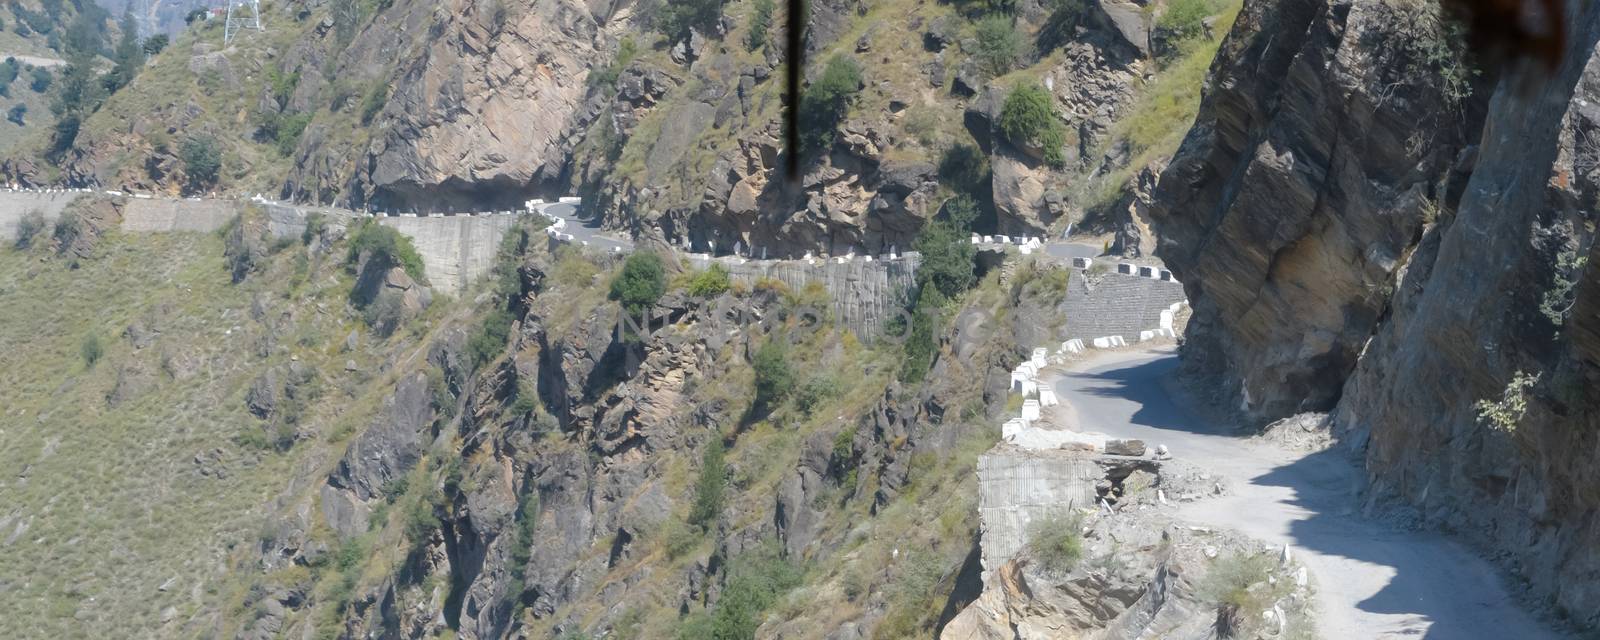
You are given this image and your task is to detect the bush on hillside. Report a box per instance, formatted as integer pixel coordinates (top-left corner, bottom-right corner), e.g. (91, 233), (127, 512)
(687, 263), (732, 297)
(753, 339), (794, 410)
(688, 437), (726, 529)
(610, 252), (667, 317)
(14, 210), (44, 249)
(80, 331), (103, 367)
(346, 220), (427, 282)
(914, 218), (978, 299)
(467, 308), (514, 367)
(799, 55), (863, 157)
(747, 0), (774, 51)
(899, 285), (947, 384)
(1156, 0), (1213, 44)
(180, 135), (222, 191)
(999, 81), (1067, 167)
(973, 15), (1023, 78)
(1028, 513), (1084, 572)
(658, 0), (722, 41)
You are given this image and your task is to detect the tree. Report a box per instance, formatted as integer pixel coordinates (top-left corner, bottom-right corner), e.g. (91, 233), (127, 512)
(658, 0), (722, 42)
(688, 437), (726, 529)
(180, 136), (222, 191)
(999, 80), (1067, 167)
(914, 217), (978, 299)
(799, 55), (863, 156)
(747, 0), (774, 51)
(143, 34), (169, 56)
(346, 219), (427, 282)
(609, 252), (667, 317)
(7, 103), (25, 126)
(103, 10), (145, 93)
(972, 15), (1022, 78)
(752, 339), (794, 410)
(30, 66), (52, 93)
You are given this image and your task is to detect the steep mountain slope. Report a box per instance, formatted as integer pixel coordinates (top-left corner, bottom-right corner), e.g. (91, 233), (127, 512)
(1147, 0), (1600, 628)
(7, 0), (1239, 257)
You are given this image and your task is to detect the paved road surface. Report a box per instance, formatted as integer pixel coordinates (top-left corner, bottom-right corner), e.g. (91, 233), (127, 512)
(537, 202), (632, 253)
(1050, 347), (1567, 640)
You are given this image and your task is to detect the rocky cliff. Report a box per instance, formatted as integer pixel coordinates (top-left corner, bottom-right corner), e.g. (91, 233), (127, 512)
(8, 0), (1236, 260)
(1148, 0), (1600, 627)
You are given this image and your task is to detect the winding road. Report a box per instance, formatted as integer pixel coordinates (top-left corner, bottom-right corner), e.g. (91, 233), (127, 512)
(1050, 347), (1567, 640)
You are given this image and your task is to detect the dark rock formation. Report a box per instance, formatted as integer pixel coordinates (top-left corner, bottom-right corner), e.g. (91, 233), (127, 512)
(1147, 0), (1600, 626)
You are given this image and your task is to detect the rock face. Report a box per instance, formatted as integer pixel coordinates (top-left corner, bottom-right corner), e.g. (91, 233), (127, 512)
(1147, 0), (1485, 419)
(346, 0), (617, 210)
(1148, 0), (1600, 627)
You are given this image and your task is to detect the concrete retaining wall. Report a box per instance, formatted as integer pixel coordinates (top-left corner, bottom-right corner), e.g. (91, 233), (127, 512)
(261, 203), (518, 296)
(120, 198), (237, 233)
(0, 191), (88, 240)
(976, 448), (1101, 581)
(1060, 274), (1187, 342)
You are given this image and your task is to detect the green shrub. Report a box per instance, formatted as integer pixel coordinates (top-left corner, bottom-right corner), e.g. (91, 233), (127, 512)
(273, 112), (312, 156)
(467, 308), (514, 368)
(688, 437), (726, 530)
(999, 81), (1067, 167)
(752, 339), (794, 410)
(687, 263), (732, 297)
(1156, 0), (1213, 43)
(972, 15), (1022, 78)
(677, 543), (803, 640)
(899, 286), (947, 384)
(301, 212), (328, 245)
(609, 252), (667, 317)
(29, 66), (51, 93)
(509, 380), (540, 417)
(940, 194), (981, 232)
(796, 374), (842, 415)
(346, 220), (427, 282)
(359, 82), (388, 125)
(52, 210), (81, 250)
(7, 103), (25, 126)
(799, 55), (863, 156)
(588, 37), (638, 92)
(914, 219), (977, 299)
(142, 34), (168, 56)
(80, 331), (103, 367)
(1028, 513), (1083, 572)
(14, 210), (44, 249)
(658, 0), (721, 41)
(180, 135), (222, 191)
(747, 0), (774, 51)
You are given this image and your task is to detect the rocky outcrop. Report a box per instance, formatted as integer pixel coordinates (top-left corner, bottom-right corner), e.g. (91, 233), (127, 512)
(340, 0), (621, 210)
(1147, 0), (1488, 418)
(946, 508), (1314, 640)
(1147, 0), (1600, 627)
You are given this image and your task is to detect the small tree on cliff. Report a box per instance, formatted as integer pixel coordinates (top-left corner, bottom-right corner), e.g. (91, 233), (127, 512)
(800, 55), (863, 157)
(999, 80), (1067, 167)
(610, 252), (667, 317)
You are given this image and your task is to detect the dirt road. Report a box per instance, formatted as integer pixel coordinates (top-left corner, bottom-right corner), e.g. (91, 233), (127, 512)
(1049, 347), (1566, 640)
